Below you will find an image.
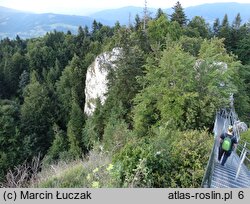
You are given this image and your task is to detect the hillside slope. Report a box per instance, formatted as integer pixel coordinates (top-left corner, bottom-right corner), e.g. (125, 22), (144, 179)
(90, 2), (250, 25)
(0, 6), (108, 39)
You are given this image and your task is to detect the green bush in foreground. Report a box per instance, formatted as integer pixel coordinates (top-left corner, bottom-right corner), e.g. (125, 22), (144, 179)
(113, 127), (213, 187)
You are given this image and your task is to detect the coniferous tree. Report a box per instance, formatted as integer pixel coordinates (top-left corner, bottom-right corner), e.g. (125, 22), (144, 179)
(232, 13), (242, 30)
(134, 14), (142, 31)
(170, 1), (187, 27)
(0, 100), (21, 181)
(155, 8), (164, 19)
(18, 70), (30, 94)
(21, 71), (54, 158)
(104, 28), (146, 124)
(67, 96), (84, 158)
(56, 55), (87, 128)
(186, 16), (210, 38)
(213, 18), (220, 36)
(218, 14), (231, 50)
(231, 13), (243, 52)
(43, 124), (68, 164)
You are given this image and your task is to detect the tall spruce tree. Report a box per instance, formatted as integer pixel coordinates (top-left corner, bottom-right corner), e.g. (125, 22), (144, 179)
(213, 18), (220, 36)
(104, 28), (146, 124)
(232, 13), (242, 30)
(170, 1), (187, 26)
(218, 14), (231, 50)
(21, 71), (53, 158)
(67, 96), (84, 158)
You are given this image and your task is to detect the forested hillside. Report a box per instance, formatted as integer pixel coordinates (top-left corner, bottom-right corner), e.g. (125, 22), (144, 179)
(0, 2), (249, 188)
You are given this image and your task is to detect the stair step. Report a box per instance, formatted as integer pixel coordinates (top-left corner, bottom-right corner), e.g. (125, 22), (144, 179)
(211, 180), (234, 188)
(214, 165), (249, 181)
(211, 181), (248, 188)
(212, 173), (249, 187)
(211, 158), (250, 187)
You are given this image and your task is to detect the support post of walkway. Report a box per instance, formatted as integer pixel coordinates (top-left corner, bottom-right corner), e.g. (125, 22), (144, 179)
(235, 149), (247, 180)
(240, 142), (246, 160)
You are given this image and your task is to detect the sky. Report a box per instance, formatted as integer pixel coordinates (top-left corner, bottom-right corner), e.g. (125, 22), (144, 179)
(0, 0), (249, 15)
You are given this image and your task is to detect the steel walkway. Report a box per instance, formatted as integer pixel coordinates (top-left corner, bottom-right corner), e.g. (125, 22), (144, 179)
(211, 151), (250, 188)
(202, 109), (250, 188)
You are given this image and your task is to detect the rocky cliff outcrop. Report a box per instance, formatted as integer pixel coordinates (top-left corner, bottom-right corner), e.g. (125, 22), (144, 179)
(84, 48), (120, 116)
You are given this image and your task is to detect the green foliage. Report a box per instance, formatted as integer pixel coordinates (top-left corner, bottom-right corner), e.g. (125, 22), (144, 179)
(4, 52), (28, 96)
(134, 38), (240, 135)
(235, 34), (250, 65)
(133, 43), (195, 134)
(28, 40), (55, 74)
(218, 14), (231, 50)
(56, 55), (87, 128)
(104, 28), (147, 124)
(147, 14), (170, 47)
(155, 8), (165, 19)
(82, 99), (105, 151)
(113, 126), (213, 187)
(237, 130), (250, 168)
(170, 1), (187, 26)
(179, 36), (203, 56)
(0, 4), (249, 186)
(240, 130), (250, 144)
(213, 18), (220, 36)
(168, 130), (213, 187)
(43, 124), (68, 165)
(0, 100), (21, 181)
(113, 140), (156, 187)
(234, 64), (250, 122)
(67, 98), (84, 159)
(21, 72), (54, 158)
(103, 116), (131, 153)
(186, 16), (210, 38)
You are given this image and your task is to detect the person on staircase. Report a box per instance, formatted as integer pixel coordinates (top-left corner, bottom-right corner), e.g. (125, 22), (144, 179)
(218, 125), (238, 166)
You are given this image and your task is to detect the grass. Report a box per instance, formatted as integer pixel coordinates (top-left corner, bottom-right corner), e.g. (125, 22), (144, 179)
(32, 146), (116, 188)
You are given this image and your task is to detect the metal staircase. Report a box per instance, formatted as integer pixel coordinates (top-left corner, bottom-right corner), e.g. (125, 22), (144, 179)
(211, 150), (250, 188)
(201, 109), (250, 188)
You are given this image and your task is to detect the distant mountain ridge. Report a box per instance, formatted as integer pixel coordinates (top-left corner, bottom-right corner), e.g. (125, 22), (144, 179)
(90, 2), (250, 25)
(0, 2), (250, 39)
(183, 2), (250, 24)
(0, 6), (110, 39)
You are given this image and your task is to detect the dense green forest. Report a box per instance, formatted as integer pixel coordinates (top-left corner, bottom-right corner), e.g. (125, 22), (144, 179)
(0, 2), (250, 187)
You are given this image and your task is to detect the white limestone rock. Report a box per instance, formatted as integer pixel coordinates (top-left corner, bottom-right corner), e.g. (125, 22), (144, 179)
(84, 48), (120, 116)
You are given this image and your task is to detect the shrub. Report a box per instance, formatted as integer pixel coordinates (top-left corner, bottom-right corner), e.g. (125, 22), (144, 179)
(103, 118), (131, 153)
(113, 125), (213, 187)
(113, 138), (171, 187)
(168, 130), (213, 187)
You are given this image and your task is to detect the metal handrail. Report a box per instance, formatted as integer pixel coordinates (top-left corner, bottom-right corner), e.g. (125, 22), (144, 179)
(201, 112), (220, 188)
(245, 153), (250, 163)
(235, 142), (250, 180)
(201, 137), (217, 187)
